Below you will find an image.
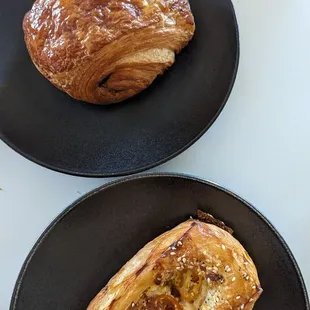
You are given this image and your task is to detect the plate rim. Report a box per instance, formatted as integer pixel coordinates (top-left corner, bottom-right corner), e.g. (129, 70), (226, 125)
(10, 173), (310, 309)
(0, 0), (240, 177)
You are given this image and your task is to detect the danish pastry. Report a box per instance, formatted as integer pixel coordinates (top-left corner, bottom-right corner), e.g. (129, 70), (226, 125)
(87, 217), (262, 309)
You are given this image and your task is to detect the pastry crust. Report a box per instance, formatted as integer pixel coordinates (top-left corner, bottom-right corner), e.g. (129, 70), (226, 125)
(87, 219), (262, 310)
(23, 0), (195, 104)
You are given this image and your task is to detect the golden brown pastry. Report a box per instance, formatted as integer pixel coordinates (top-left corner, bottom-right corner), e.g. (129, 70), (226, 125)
(23, 0), (195, 104)
(87, 218), (263, 310)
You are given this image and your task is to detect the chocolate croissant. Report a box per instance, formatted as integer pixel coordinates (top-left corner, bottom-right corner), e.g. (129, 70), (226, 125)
(23, 0), (195, 104)
(87, 219), (263, 310)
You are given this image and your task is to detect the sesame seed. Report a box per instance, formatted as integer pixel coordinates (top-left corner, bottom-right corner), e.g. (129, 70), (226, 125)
(249, 298), (254, 302)
(252, 285), (256, 289)
(170, 252), (176, 256)
(203, 250), (207, 255)
(244, 262), (249, 265)
(182, 258), (186, 263)
(177, 241), (182, 246)
(171, 246), (177, 250)
(176, 266), (181, 270)
(221, 244), (226, 250)
(236, 296), (241, 300)
(131, 302), (135, 307)
(240, 304), (244, 309)
(232, 277), (236, 282)
(177, 257), (182, 262)
(216, 262), (221, 267)
(225, 265), (231, 272)
(246, 276), (249, 280)
(182, 254), (186, 258)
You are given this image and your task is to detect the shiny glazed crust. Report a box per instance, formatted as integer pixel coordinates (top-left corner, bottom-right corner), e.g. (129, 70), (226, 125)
(87, 220), (262, 310)
(23, 0), (195, 104)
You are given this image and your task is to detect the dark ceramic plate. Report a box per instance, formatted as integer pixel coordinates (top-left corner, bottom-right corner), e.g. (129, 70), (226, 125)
(0, 0), (239, 176)
(10, 174), (309, 310)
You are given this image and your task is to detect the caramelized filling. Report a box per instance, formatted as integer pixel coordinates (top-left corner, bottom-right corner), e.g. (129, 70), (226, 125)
(150, 295), (183, 310)
(174, 269), (203, 303)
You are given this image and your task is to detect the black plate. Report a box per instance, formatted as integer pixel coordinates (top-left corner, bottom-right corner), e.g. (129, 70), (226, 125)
(0, 0), (239, 177)
(11, 174), (309, 310)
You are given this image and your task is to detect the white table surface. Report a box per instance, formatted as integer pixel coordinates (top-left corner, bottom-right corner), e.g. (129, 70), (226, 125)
(1, 0), (310, 308)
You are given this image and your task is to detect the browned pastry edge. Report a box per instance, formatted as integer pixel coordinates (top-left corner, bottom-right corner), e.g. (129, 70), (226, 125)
(196, 210), (234, 235)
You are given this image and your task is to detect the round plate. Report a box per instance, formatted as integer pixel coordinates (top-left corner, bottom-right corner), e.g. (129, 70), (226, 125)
(0, 0), (239, 176)
(11, 174), (309, 310)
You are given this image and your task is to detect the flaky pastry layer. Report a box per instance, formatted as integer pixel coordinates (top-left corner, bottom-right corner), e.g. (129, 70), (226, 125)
(87, 220), (262, 310)
(23, 0), (195, 104)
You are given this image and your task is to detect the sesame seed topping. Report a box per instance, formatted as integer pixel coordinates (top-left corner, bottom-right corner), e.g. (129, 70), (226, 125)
(246, 276), (250, 280)
(182, 258), (186, 263)
(177, 257), (182, 262)
(176, 266), (181, 270)
(244, 262), (249, 265)
(170, 252), (176, 256)
(240, 304), (245, 309)
(252, 285), (256, 289)
(232, 277), (236, 282)
(203, 250), (207, 255)
(216, 262), (221, 267)
(224, 265), (231, 272)
(171, 246), (177, 250)
(131, 302), (135, 307)
(236, 296), (241, 300)
(249, 298), (254, 302)
(221, 244), (226, 250)
(177, 241), (182, 246)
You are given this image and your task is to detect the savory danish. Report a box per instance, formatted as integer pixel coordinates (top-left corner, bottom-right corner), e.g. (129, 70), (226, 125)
(87, 215), (262, 310)
(23, 0), (195, 104)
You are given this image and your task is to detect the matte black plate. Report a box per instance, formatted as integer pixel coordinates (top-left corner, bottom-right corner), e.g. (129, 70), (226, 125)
(0, 0), (239, 176)
(11, 174), (309, 310)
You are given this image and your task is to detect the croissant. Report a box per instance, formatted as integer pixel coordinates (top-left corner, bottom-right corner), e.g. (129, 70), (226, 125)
(23, 0), (195, 104)
(87, 218), (263, 310)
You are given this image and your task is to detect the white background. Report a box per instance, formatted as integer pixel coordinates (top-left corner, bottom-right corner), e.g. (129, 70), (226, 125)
(1, 0), (310, 308)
